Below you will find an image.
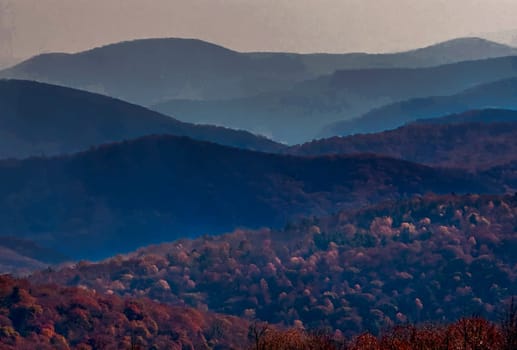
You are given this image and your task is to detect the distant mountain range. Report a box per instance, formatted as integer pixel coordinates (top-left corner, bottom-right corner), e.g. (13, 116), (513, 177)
(0, 37), (515, 107)
(0, 134), (497, 260)
(291, 109), (517, 169)
(250, 36), (517, 73)
(1, 36), (517, 267)
(3, 30), (517, 349)
(0, 79), (283, 159)
(153, 55), (517, 143)
(324, 77), (517, 137)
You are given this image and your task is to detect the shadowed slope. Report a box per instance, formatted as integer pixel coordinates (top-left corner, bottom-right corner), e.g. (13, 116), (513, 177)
(291, 109), (517, 169)
(0, 79), (284, 159)
(0, 134), (497, 259)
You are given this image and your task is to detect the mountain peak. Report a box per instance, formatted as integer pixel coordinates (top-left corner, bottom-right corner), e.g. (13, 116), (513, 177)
(77, 37), (239, 56)
(409, 36), (517, 57)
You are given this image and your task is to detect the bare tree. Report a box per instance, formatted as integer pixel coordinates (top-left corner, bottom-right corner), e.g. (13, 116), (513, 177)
(501, 297), (517, 350)
(248, 321), (270, 350)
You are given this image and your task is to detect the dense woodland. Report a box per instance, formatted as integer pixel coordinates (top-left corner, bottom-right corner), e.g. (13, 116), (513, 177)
(291, 121), (517, 169)
(0, 135), (498, 260)
(3, 274), (517, 349)
(0, 275), (250, 349)
(2, 33), (517, 350)
(27, 194), (517, 338)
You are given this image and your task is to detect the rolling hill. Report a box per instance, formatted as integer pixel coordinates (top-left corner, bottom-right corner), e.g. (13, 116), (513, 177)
(1, 37), (515, 106)
(29, 194), (517, 336)
(324, 77), (517, 137)
(0, 79), (283, 159)
(290, 109), (517, 169)
(272, 37), (517, 73)
(0, 38), (292, 105)
(0, 134), (498, 260)
(153, 56), (517, 144)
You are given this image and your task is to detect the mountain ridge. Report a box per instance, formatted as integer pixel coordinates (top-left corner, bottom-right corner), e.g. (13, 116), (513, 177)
(28, 193), (517, 336)
(290, 109), (517, 169)
(0, 133), (498, 260)
(153, 55), (517, 143)
(0, 79), (284, 159)
(2, 37), (516, 106)
(323, 77), (517, 137)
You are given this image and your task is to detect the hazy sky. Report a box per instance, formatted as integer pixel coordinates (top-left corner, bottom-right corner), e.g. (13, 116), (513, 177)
(2, 0), (517, 59)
